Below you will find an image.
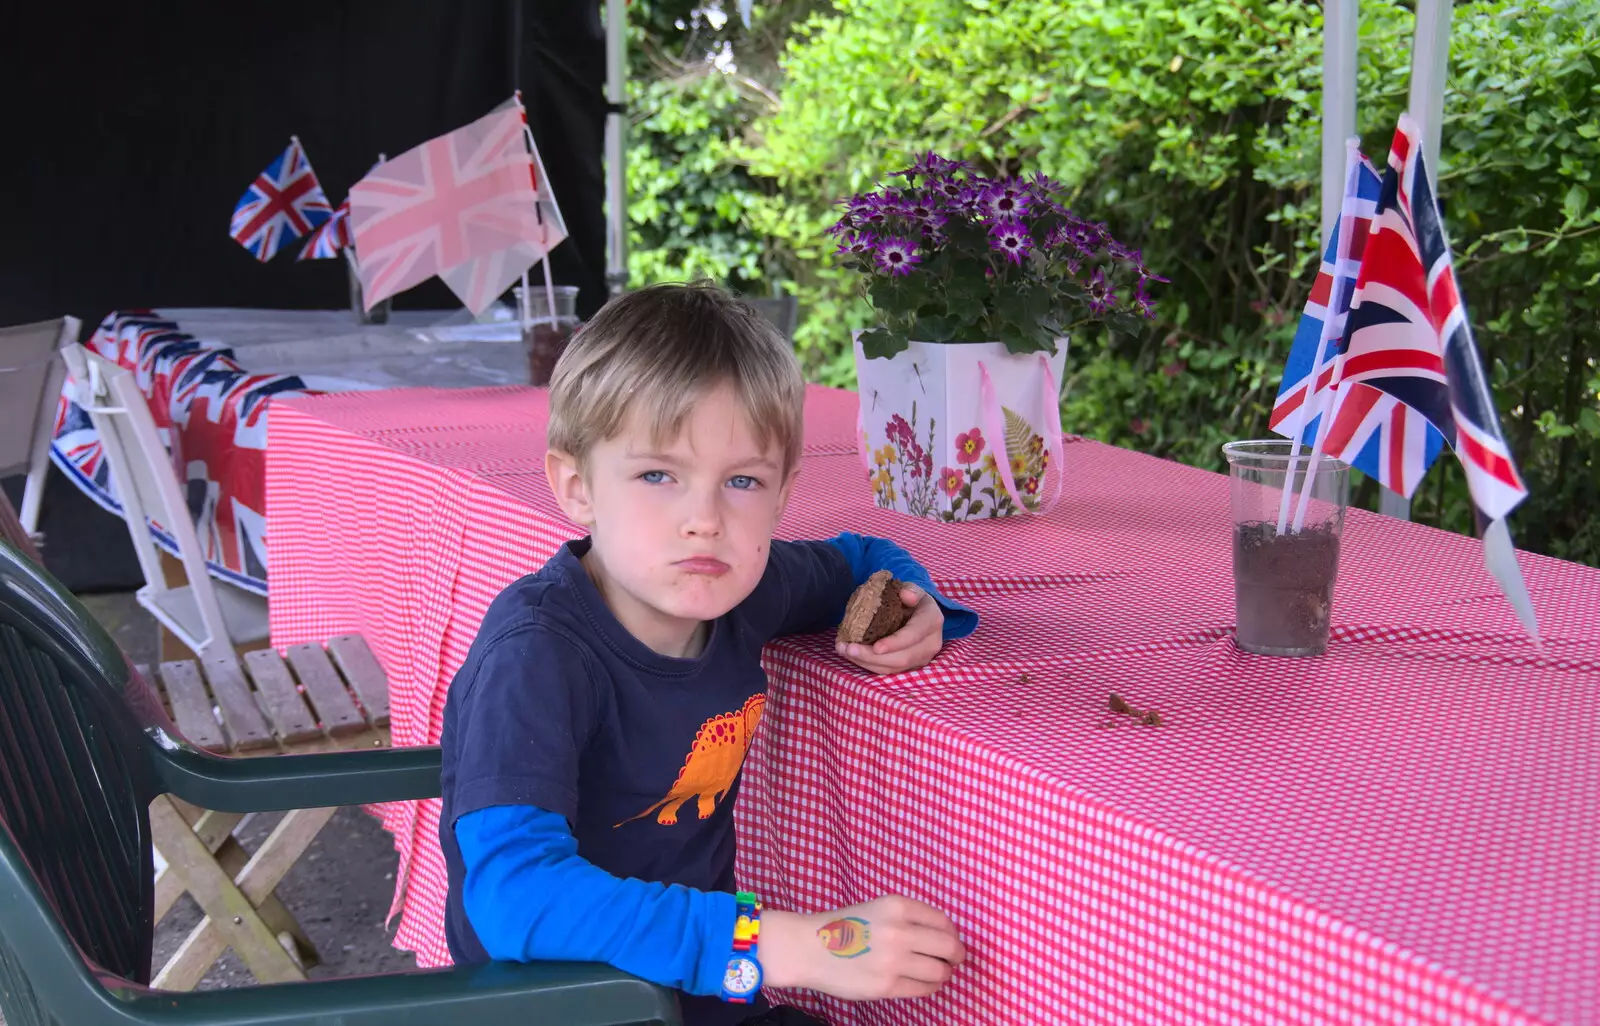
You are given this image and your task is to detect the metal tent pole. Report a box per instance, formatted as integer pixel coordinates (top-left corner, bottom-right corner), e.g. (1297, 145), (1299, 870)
(1321, 0), (1359, 249)
(1375, 0), (1453, 521)
(604, 0), (628, 297)
(1407, 0), (1454, 194)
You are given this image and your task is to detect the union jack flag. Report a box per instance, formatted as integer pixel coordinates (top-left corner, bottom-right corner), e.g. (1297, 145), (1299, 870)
(1321, 116), (1538, 638)
(229, 137), (332, 262)
(297, 198), (350, 260)
(1271, 149), (1446, 497)
(348, 96), (567, 315)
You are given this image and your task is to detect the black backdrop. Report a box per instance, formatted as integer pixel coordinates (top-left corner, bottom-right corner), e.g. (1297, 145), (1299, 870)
(0, 0), (609, 328)
(1, 1), (609, 590)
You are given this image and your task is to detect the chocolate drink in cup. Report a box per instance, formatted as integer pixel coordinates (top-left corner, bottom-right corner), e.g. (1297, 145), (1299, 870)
(1232, 521), (1341, 656)
(527, 321), (574, 387)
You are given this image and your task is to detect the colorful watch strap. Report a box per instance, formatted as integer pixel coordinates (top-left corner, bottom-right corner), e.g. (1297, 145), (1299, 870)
(733, 891), (762, 952)
(722, 890), (763, 1003)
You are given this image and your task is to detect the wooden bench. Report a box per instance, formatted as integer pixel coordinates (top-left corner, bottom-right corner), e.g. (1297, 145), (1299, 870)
(138, 634), (392, 990)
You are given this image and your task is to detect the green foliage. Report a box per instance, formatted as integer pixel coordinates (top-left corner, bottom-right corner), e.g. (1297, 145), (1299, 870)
(627, 0), (1600, 565)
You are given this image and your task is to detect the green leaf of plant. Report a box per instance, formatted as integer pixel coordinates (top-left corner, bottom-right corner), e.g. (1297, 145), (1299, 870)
(868, 276), (921, 317)
(858, 327), (908, 360)
(910, 314), (958, 342)
(1563, 183), (1589, 222)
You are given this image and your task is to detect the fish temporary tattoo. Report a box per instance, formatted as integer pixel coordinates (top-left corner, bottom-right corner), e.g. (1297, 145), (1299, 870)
(817, 916), (871, 958)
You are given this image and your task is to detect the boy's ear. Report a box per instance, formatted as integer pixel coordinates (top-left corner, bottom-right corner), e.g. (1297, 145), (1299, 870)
(545, 449), (595, 527)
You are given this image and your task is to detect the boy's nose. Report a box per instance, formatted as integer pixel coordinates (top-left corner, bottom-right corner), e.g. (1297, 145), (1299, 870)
(680, 491), (724, 538)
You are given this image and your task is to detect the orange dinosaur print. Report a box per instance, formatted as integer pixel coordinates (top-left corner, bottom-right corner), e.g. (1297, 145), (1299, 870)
(618, 694), (766, 827)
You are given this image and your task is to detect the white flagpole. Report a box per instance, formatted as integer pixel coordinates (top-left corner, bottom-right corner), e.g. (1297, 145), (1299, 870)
(514, 99), (560, 334)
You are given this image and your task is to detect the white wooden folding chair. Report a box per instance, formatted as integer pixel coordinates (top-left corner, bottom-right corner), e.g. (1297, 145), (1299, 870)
(59, 343), (268, 671)
(0, 316), (80, 545)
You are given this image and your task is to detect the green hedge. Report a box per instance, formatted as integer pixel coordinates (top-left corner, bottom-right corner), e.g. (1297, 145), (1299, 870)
(626, 0), (1600, 565)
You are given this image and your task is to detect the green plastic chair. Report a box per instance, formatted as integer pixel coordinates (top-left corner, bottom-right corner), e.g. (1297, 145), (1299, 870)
(0, 539), (680, 1026)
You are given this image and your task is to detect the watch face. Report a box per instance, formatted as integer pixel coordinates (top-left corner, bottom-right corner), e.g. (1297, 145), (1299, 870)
(723, 956), (762, 996)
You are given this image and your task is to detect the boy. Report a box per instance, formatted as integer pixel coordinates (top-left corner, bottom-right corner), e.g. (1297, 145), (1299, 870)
(439, 283), (976, 1025)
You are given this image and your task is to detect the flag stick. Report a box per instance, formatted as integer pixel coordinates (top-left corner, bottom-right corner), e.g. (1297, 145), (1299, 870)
(1277, 138), (1362, 535)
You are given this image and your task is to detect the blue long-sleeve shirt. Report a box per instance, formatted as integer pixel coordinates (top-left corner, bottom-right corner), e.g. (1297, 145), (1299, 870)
(442, 532), (975, 1021)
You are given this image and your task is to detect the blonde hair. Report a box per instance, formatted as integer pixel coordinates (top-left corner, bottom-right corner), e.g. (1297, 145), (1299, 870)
(548, 282), (805, 472)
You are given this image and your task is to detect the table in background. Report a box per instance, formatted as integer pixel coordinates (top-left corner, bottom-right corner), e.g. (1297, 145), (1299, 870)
(266, 385), (1599, 1026)
(48, 308), (530, 593)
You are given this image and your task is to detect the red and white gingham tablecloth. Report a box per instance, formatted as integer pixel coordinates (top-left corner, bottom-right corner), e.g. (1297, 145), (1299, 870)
(265, 384), (1600, 1026)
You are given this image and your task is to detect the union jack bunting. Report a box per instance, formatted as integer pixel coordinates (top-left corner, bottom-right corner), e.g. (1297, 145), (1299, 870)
(49, 311), (320, 593)
(298, 198), (351, 260)
(348, 96), (567, 315)
(1322, 115), (1538, 638)
(229, 137), (333, 262)
(1271, 148), (1446, 497)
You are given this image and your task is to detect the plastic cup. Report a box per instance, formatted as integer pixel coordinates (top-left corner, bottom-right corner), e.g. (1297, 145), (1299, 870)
(1222, 440), (1350, 656)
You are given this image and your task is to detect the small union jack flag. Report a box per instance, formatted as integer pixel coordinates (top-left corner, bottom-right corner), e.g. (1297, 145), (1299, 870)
(297, 198), (351, 261)
(1271, 147), (1446, 497)
(229, 137), (332, 262)
(1321, 115), (1538, 639)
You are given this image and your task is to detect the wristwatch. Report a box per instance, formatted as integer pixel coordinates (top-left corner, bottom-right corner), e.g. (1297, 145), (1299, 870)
(720, 891), (763, 1003)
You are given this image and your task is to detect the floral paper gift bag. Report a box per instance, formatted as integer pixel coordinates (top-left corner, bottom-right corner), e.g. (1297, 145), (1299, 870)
(855, 336), (1068, 521)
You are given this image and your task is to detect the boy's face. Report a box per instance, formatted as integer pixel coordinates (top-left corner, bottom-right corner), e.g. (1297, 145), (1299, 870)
(545, 382), (795, 654)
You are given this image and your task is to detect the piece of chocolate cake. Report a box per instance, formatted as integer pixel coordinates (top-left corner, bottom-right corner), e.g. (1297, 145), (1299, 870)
(836, 570), (911, 646)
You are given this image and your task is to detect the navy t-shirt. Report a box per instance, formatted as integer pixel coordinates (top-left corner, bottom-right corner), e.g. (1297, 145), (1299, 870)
(439, 538), (854, 939)
(439, 534), (976, 1025)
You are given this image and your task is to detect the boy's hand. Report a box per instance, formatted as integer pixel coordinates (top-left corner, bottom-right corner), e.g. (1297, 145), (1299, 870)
(760, 896), (967, 1001)
(836, 585), (944, 675)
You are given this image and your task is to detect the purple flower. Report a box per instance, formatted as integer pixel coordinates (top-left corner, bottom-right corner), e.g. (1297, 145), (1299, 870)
(979, 188), (1030, 220)
(988, 220), (1032, 265)
(1086, 268), (1117, 315)
(1027, 170), (1065, 198)
(982, 185), (1031, 220)
(1057, 220), (1104, 254)
(902, 194), (946, 222)
(1133, 280), (1156, 318)
(955, 186), (989, 216)
(895, 151), (972, 181)
(874, 236), (921, 276)
(1044, 223), (1077, 252)
(932, 177), (967, 203)
(851, 231), (879, 253)
(886, 414), (914, 447)
(848, 195), (891, 225)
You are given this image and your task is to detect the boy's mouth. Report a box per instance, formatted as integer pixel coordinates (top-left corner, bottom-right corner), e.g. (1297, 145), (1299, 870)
(675, 556), (731, 576)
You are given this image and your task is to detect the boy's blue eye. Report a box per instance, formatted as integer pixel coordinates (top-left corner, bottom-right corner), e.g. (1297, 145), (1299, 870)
(728, 475), (761, 491)
(640, 470), (669, 484)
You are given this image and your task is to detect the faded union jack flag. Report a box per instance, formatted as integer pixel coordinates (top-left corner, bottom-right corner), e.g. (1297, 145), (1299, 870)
(1323, 115), (1538, 638)
(1271, 149), (1446, 496)
(230, 137), (333, 261)
(348, 96), (567, 315)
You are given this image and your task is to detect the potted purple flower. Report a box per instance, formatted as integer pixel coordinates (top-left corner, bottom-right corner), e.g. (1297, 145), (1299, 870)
(834, 152), (1163, 522)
